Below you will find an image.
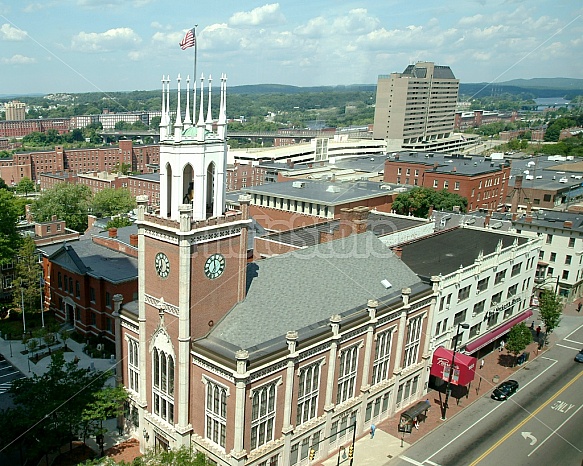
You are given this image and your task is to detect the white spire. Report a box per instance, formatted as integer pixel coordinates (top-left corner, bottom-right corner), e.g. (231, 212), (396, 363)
(174, 74), (183, 141)
(205, 74), (213, 131)
(217, 73), (227, 140)
(192, 75), (197, 126)
(160, 75), (167, 140)
(165, 75), (171, 136)
(197, 73), (205, 141)
(184, 75), (192, 129)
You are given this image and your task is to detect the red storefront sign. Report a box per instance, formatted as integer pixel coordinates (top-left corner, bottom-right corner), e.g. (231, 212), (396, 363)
(430, 347), (477, 386)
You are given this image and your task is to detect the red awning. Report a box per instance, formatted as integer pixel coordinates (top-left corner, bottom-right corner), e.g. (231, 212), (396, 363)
(430, 346), (477, 386)
(464, 309), (533, 354)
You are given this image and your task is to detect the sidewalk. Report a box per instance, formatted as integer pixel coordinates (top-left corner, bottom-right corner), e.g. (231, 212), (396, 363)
(318, 338), (550, 466)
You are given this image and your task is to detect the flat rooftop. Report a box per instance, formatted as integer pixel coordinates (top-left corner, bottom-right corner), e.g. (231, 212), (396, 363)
(399, 227), (528, 278)
(386, 151), (510, 176)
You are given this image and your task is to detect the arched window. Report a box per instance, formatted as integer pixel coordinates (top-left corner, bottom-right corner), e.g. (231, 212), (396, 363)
(165, 163), (172, 217)
(152, 349), (174, 424)
(206, 162), (215, 217)
(205, 378), (227, 448)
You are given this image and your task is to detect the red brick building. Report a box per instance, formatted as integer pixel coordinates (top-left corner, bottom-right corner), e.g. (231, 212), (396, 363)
(0, 140), (159, 186)
(384, 152), (511, 212)
(39, 226), (138, 343)
(225, 163), (267, 191)
(0, 118), (70, 138)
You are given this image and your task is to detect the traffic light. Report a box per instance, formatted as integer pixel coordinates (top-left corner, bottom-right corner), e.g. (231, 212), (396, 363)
(348, 445), (354, 459)
(309, 448), (316, 460)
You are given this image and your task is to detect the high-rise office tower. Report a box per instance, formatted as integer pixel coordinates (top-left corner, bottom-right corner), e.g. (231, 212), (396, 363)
(373, 62), (459, 150)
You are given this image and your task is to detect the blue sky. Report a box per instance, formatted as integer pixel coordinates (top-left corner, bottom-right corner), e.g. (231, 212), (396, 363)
(1, 0), (582, 95)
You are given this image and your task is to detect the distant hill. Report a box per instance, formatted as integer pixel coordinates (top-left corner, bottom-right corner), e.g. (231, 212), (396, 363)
(229, 83), (376, 94)
(498, 78), (583, 90)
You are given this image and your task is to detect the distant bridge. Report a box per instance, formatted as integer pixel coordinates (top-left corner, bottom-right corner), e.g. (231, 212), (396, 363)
(98, 129), (331, 143)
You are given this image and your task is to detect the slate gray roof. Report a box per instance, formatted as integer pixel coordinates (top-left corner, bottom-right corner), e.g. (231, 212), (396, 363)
(244, 179), (392, 205)
(210, 231), (427, 350)
(47, 238), (137, 283)
(513, 210), (583, 232)
(387, 152), (509, 176)
(266, 213), (427, 248)
(399, 228), (528, 279)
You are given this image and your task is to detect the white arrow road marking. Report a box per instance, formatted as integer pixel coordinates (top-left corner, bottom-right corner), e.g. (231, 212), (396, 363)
(521, 432), (537, 445)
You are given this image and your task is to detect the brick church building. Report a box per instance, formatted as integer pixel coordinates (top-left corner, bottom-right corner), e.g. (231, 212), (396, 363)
(116, 73), (437, 466)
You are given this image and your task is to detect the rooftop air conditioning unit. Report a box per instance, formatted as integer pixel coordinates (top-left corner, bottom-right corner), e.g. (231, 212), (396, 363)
(292, 181), (306, 188)
(381, 279), (392, 289)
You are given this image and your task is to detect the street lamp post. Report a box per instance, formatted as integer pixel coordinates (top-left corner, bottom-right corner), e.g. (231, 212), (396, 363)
(39, 273), (44, 328)
(20, 283), (26, 338)
(441, 322), (470, 420)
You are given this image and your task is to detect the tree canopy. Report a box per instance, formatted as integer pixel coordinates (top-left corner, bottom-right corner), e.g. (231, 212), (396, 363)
(505, 322), (533, 362)
(391, 188), (467, 218)
(0, 189), (21, 265)
(11, 236), (42, 314)
(0, 353), (111, 463)
(31, 183), (92, 232)
(538, 290), (562, 344)
(91, 188), (136, 218)
(15, 176), (36, 196)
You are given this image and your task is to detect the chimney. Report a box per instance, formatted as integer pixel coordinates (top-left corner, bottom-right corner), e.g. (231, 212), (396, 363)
(564, 220), (573, 229)
(484, 210), (491, 227)
(452, 166), (457, 173)
(338, 208), (354, 238)
(525, 202), (533, 223)
(393, 246), (403, 259)
(433, 162), (438, 171)
(352, 206), (370, 234)
(428, 205), (434, 218)
(129, 234), (138, 246)
(108, 227), (118, 238)
(511, 175), (523, 220)
(87, 215), (97, 232)
(51, 215), (57, 221)
(319, 229), (335, 244)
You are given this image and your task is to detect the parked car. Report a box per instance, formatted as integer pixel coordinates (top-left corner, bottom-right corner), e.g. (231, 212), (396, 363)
(491, 380), (519, 401)
(575, 350), (583, 363)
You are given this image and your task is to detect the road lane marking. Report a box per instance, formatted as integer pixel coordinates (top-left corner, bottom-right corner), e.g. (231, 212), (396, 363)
(422, 357), (558, 464)
(425, 461), (441, 466)
(0, 370), (20, 379)
(469, 370), (583, 465)
(556, 343), (581, 351)
(521, 432), (537, 445)
(527, 403), (583, 457)
(400, 456), (426, 466)
(564, 322), (583, 343)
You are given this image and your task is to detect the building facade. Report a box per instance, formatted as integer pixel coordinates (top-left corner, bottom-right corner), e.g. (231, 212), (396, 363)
(373, 62), (460, 150)
(5, 100), (26, 121)
(117, 72), (437, 466)
(383, 152), (511, 212)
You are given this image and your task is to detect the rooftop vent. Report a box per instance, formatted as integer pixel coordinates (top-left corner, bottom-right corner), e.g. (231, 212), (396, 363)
(292, 181), (306, 188)
(381, 279), (392, 289)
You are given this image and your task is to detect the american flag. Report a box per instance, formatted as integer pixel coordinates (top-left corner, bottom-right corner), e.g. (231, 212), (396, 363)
(179, 28), (195, 50)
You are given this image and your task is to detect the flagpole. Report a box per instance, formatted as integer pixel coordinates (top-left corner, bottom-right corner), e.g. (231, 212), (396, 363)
(194, 24), (198, 98)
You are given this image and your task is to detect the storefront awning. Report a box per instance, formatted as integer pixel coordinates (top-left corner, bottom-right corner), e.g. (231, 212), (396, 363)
(430, 347), (477, 386)
(464, 309), (533, 354)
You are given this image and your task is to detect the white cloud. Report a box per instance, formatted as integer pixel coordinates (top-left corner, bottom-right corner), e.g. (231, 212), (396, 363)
(229, 3), (284, 27)
(71, 27), (141, 52)
(331, 9), (380, 35)
(458, 14), (484, 26)
(1, 54), (36, 64)
(0, 23), (27, 41)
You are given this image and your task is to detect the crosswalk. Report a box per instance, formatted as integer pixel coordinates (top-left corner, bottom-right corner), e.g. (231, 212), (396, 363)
(0, 378), (24, 394)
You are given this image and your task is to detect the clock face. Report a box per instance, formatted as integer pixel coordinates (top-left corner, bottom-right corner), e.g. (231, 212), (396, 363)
(155, 252), (170, 278)
(204, 253), (226, 279)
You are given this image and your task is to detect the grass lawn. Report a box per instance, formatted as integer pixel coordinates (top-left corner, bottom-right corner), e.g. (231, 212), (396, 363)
(0, 309), (60, 340)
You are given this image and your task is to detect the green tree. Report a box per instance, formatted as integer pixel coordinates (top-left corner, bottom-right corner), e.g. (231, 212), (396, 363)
(31, 183), (92, 232)
(149, 115), (161, 129)
(111, 162), (132, 175)
(91, 188), (136, 218)
(114, 121), (131, 131)
(538, 290), (562, 345)
(81, 385), (128, 455)
(505, 322), (533, 364)
(391, 187), (467, 218)
(0, 189), (21, 265)
(106, 216), (133, 229)
(0, 177), (9, 190)
(15, 176), (36, 196)
(0, 353), (110, 462)
(12, 236), (42, 318)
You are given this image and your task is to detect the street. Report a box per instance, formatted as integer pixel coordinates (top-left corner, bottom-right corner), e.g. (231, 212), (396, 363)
(391, 323), (583, 466)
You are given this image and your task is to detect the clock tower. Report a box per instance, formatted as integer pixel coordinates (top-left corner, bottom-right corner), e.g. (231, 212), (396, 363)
(136, 73), (251, 451)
